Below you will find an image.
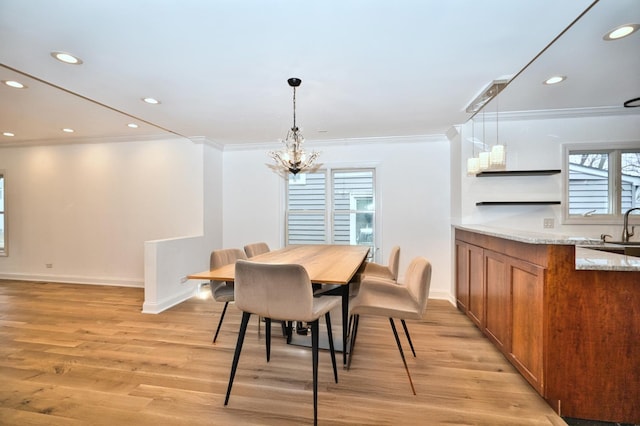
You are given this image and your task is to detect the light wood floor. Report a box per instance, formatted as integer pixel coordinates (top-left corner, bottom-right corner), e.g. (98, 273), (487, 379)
(0, 280), (567, 426)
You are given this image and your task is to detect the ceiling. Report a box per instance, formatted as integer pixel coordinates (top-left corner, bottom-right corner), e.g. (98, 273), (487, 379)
(0, 0), (637, 148)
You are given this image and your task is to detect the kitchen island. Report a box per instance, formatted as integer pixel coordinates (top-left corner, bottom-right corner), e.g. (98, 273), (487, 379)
(454, 225), (639, 424)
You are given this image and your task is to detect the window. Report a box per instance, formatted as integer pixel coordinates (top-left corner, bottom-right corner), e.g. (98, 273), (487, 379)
(286, 168), (376, 260)
(0, 172), (5, 256)
(564, 144), (640, 223)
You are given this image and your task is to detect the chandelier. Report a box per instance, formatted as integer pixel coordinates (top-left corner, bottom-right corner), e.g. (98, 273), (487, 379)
(269, 78), (320, 175)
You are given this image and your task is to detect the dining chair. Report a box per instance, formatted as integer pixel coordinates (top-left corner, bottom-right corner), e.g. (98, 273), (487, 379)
(243, 242), (270, 258)
(243, 242), (287, 337)
(224, 259), (340, 426)
(209, 248), (248, 343)
(347, 256), (431, 395)
(360, 245), (401, 282)
(348, 246), (417, 354)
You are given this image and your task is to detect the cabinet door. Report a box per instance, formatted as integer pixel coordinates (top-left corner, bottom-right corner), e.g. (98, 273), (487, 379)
(484, 249), (510, 352)
(455, 241), (470, 312)
(509, 258), (544, 394)
(467, 244), (484, 328)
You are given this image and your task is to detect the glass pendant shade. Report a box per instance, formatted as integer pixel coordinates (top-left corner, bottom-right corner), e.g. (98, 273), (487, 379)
(467, 157), (480, 175)
(479, 151), (490, 170)
(490, 144), (506, 167)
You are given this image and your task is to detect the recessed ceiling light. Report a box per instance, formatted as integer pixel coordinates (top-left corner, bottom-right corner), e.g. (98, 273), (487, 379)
(543, 75), (566, 85)
(127, 123), (139, 128)
(603, 24), (639, 41)
(3, 132), (15, 137)
(62, 128), (74, 133)
(142, 97), (161, 105)
(50, 51), (83, 65)
(2, 80), (27, 89)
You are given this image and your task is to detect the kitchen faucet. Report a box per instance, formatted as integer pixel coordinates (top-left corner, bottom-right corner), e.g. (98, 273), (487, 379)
(621, 207), (640, 242)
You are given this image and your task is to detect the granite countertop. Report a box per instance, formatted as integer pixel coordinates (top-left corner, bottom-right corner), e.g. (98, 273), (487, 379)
(454, 224), (603, 245)
(575, 247), (640, 272)
(454, 224), (640, 272)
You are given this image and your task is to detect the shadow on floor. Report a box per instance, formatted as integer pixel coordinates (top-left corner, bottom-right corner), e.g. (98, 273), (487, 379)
(563, 417), (639, 426)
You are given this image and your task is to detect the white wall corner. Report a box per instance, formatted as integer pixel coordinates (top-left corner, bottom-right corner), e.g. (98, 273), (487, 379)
(189, 136), (225, 151)
(143, 235), (209, 314)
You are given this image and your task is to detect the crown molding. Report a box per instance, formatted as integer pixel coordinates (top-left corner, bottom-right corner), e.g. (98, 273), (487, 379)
(221, 133), (448, 152)
(476, 106), (639, 122)
(0, 132), (177, 148)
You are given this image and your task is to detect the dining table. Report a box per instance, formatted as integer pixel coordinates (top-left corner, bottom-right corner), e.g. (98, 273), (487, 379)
(187, 244), (370, 365)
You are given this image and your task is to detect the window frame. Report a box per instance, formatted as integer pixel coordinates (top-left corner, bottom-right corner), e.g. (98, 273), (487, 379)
(284, 166), (379, 262)
(562, 142), (640, 225)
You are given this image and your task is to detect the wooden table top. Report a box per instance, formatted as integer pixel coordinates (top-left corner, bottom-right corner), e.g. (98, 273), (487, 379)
(187, 244), (370, 284)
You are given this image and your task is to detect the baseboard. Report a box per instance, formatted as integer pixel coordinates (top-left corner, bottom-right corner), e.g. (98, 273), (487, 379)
(142, 286), (196, 314)
(0, 272), (143, 288)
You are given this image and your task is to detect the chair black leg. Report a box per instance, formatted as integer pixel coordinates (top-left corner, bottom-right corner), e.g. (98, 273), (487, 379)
(213, 301), (229, 343)
(325, 312), (338, 383)
(286, 321), (293, 344)
(389, 318), (416, 395)
(265, 318), (272, 362)
(224, 311), (251, 406)
(401, 319), (416, 357)
(346, 314), (360, 370)
(311, 319), (319, 426)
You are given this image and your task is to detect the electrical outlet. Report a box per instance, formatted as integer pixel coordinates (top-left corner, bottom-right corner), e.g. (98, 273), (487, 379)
(543, 218), (554, 229)
(45, 263), (53, 268)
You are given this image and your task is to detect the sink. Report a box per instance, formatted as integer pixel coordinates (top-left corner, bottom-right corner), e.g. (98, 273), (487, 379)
(585, 244), (640, 257)
(587, 246), (625, 254)
(605, 241), (640, 246)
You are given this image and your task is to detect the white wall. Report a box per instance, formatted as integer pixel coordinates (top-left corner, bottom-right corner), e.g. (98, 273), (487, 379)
(456, 111), (640, 239)
(142, 140), (224, 313)
(222, 136), (454, 301)
(0, 137), (211, 288)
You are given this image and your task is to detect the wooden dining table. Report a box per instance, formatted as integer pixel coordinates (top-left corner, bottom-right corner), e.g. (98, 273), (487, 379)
(187, 244), (370, 365)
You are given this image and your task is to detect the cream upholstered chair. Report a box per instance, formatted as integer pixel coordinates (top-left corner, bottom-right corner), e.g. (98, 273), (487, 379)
(359, 245), (401, 282)
(224, 260), (340, 426)
(209, 248), (248, 343)
(347, 257), (431, 395)
(349, 246), (419, 355)
(243, 242), (280, 336)
(243, 242), (270, 258)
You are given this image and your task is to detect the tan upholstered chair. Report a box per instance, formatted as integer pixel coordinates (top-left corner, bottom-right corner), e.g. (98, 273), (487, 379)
(360, 245), (400, 281)
(243, 242), (270, 258)
(347, 257), (432, 395)
(243, 242), (277, 335)
(209, 248), (248, 343)
(224, 260), (340, 426)
(349, 246), (418, 355)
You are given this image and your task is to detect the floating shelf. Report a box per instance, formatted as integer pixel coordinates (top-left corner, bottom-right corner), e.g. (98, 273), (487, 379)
(476, 169), (561, 177)
(476, 201), (561, 206)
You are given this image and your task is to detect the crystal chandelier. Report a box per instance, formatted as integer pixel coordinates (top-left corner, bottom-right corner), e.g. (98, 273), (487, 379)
(269, 78), (319, 175)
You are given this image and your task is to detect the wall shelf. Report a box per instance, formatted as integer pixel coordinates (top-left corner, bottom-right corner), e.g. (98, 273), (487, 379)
(476, 169), (561, 177)
(476, 201), (561, 206)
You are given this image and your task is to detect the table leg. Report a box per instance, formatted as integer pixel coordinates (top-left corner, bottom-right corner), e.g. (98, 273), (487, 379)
(342, 282), (350, 366)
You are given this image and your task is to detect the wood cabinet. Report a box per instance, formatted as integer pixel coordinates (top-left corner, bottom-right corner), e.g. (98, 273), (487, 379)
(507, 257), (544, 393)
(455, 241), (484, 328)
(483, 249), (510, 353)
(455, 228), (640, 424)
(456, 241), (544, 393)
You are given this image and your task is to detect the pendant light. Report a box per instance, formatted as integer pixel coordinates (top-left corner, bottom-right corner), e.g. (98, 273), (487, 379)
(489, 93), (506, 168)
(269, 78), (320, 175)
(466, 118), (480, 175)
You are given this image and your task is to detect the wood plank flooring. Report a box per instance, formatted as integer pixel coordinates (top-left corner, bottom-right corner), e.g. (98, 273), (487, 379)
(0, 280), (566, 425)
